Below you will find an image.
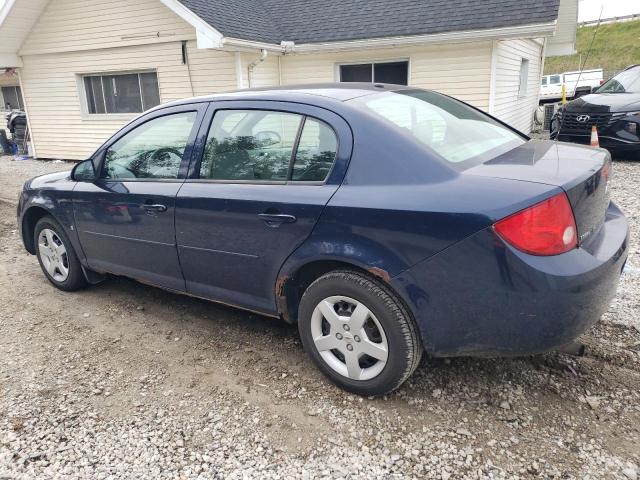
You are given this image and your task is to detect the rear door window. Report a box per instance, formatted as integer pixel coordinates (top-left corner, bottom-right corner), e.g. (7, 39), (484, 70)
(200, 110), (301, 181)
(199, 109), (338, 183)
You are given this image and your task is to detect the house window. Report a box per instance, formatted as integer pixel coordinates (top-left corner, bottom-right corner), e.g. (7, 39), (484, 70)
(518, 59), (530, 98)
(339, 61), (409, 86)
(1, 86), (24, 110)
(83, 72), (160, 114)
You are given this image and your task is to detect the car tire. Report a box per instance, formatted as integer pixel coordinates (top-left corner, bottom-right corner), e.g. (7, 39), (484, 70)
(298, 270), (423, 396)
(34, 216), (87, 291)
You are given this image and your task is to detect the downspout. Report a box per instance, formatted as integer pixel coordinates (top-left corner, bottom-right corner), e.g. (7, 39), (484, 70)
(247, 49), (267, 88)
(488, 40), (499, 116)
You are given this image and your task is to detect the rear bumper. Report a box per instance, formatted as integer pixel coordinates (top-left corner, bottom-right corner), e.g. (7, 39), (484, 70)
(392, 202), (629, 357)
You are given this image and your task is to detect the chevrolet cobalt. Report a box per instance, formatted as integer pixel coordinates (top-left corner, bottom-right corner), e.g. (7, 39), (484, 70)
(18, 84), (629, 395)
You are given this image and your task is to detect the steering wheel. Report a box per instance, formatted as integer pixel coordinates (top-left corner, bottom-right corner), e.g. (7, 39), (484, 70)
(147, 147), (183, 176)
(151, 147), (183, 163)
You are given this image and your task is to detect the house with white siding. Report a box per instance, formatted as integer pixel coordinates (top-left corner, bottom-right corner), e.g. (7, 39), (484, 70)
(0, 0), (577, 160)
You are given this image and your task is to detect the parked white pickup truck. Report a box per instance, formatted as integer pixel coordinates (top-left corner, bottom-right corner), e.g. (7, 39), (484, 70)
(540, 69), (604, 102)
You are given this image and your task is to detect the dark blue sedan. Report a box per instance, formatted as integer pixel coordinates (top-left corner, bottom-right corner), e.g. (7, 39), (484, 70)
(17, 84), (629, 395)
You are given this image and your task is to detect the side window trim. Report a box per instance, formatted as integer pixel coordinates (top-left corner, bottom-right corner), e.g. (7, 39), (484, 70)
(286, 116), (307, 182)
(95, 103), (207, 182)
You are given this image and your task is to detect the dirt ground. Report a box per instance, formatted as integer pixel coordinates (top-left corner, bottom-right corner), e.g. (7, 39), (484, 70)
(0, 155), (639, 479)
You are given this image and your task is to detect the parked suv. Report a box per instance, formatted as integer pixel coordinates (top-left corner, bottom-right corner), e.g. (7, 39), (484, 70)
(551, 65), (640, 155)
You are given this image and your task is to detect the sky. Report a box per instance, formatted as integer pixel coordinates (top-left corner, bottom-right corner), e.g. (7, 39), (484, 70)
(578, 0), (640, 21)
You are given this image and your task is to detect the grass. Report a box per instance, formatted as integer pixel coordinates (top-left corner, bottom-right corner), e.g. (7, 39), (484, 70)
(544, 19), (640, 78)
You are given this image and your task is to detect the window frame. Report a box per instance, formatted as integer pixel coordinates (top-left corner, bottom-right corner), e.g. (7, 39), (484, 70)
(518, 58), (530, 98)
(91, 103), (208, 183)
(189, 106), (341, 186)
(336, 59), (410, 86)
(1, 85), (24, 110)
(79, 70), (161, 118)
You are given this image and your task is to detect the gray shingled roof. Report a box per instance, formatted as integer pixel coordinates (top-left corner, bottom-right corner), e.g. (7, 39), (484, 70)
(179, 0), (560, 45)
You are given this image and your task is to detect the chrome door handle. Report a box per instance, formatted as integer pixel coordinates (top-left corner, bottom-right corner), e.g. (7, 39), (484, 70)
(143, 203), (168, 213)
(258, 213), (297, 224)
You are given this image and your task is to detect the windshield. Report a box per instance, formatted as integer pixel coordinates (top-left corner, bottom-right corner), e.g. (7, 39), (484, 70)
(598, 68), (640, 93)
(350, 90), (525, 168)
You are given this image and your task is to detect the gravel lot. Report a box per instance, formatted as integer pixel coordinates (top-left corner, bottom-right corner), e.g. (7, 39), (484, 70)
(0, 153), (639, 479)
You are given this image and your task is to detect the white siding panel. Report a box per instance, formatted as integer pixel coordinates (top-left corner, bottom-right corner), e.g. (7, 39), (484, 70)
(492, 39), (543, 133)
(20, 0), (195, 55)
(280, 42), (492, 110)
(185, 42), (238, 96)
(245, 54), (281, 88)
(20, 43), (198, 160)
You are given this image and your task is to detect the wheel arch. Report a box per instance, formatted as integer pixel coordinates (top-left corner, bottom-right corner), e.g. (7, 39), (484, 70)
(276, 257), (396, 324)
(21, 206), (54, 254)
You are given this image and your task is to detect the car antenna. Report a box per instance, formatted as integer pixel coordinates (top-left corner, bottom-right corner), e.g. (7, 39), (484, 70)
(556, 6), (604, 140)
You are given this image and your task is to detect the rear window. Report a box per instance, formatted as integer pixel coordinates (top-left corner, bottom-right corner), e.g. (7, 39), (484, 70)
(350, 90), (525, 168)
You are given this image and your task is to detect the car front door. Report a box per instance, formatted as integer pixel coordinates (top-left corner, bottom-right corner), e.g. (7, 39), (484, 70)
(175, 101), (352, 314)
(73, 104), (207, 291)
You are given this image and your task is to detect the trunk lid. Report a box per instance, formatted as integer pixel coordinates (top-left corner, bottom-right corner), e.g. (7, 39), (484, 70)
(466, 140), (611, 246)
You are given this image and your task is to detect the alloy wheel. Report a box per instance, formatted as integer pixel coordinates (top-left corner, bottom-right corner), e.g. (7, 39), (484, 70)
(38, 228), (69, 282)
(310, 295), (388, 381)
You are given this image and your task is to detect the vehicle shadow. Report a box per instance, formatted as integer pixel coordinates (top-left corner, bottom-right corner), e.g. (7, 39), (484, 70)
(84, 274), (612, 407)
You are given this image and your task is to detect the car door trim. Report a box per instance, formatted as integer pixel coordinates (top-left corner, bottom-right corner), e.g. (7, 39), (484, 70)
(82, 230), (176, 247)
(179, 244), (259, 258)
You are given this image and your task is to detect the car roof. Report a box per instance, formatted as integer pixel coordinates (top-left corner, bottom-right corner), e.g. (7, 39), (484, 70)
(160, 83), (417, 109)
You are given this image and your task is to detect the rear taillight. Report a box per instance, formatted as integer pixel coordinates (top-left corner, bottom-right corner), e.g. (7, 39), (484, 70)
(494, 192), (578, 256)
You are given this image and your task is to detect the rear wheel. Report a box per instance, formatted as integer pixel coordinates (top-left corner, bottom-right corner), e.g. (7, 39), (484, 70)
(34, 216), (87, 291)
(298, 270), (422, 396)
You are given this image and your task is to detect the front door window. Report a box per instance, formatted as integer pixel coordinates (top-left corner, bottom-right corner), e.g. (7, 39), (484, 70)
(103, 111), (197, 180)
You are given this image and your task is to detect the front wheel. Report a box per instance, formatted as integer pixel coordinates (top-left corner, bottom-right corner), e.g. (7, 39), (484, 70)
(298, 271), (422, 396)
(34, 216), (87, 291)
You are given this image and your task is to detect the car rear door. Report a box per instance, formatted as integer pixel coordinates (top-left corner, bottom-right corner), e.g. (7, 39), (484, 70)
(73, 103), (207, 291)
(175, 100), (353, 314)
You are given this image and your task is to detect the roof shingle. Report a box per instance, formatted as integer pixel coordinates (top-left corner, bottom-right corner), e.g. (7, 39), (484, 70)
(179, 0), (560, 45)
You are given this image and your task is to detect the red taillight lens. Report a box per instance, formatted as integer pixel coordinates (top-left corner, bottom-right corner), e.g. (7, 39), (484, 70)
(494, 192), (578, 256)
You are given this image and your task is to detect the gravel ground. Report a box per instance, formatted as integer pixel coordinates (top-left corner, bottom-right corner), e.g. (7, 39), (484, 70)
(0, 154), (639, 479)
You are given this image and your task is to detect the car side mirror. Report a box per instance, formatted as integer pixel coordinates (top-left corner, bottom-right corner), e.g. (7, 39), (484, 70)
(591, 86), (600, 94)
(71, 159), (97, 182)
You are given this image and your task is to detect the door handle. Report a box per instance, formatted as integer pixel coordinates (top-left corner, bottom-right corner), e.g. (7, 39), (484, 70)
(258, 213), (297, 225)
(143, 203), (168, 213)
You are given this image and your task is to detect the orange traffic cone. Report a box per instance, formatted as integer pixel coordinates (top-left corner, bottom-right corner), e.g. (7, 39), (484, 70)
(590, 125), (600, 147)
